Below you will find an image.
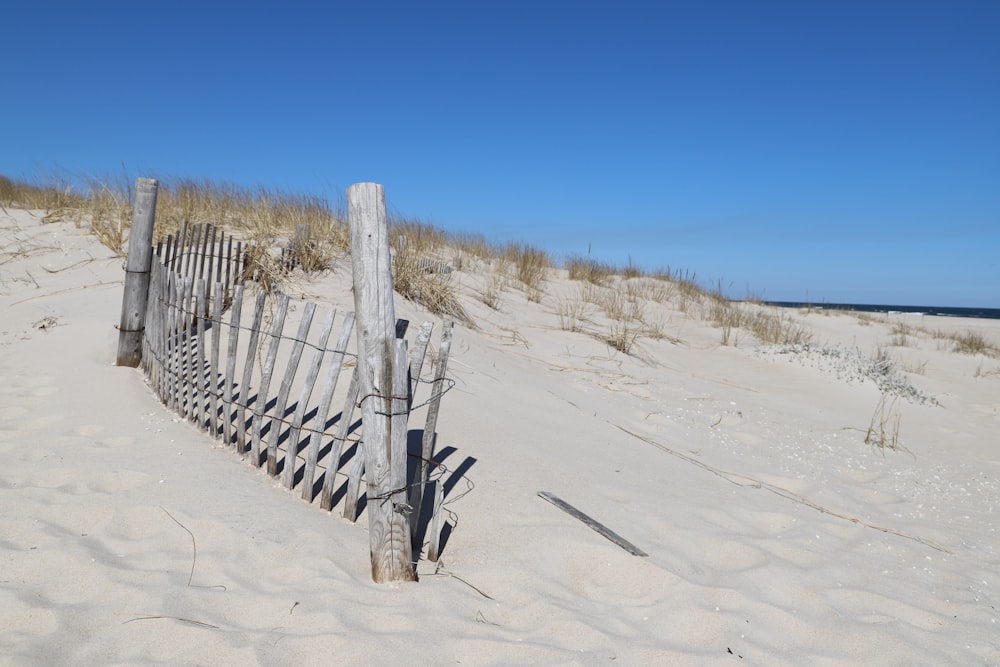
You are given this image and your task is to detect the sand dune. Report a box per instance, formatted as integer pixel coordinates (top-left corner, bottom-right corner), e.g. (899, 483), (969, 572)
(2, 209), (998, 665)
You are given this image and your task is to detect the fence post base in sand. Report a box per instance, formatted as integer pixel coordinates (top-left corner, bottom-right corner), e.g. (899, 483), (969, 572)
(348, 182), (416, 583)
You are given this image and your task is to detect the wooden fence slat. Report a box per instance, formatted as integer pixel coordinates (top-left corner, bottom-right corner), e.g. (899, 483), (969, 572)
(174, 220), (188, 274)
(427, 479), (445, 562)
(164, 271), (178, 407)
(408, 321), (434, 407)
(237, 290), (268, 454)
(283, 307), (337, 491)
(194, 280), (209, 428)
(179, 276), (195, 418)
(208, 281), (224, 437)
(303, 312), (355, 503)
(251, 294), (290, 467)
(411, 319), (454, 542)
(222, 284), (245, 447)
(389, 339), (411, 528)
(265, 300), (316, 476)
(320, 366), (360, 510)
(205, 225), (218, 310)
(342, 450), (365, 522)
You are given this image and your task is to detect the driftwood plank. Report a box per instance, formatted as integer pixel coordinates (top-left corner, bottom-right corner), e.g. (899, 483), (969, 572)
(266, 301), (316, 476)
(389, 339), (411, 523)
(237, 290), (267, 454)
(283, 307), (337, 490)
(537, 491), (648, 557)
(302, 312), (355, 502)
(222, 284), (244, 447)
(251, 294), (290, 467)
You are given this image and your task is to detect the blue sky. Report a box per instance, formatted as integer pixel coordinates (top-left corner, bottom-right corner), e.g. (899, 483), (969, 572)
(4, 1), (998, 306)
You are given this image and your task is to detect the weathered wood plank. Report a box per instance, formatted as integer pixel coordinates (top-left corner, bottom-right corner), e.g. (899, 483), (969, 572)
(348, 182), (415, 582)
(427, 480), (445, 562)
(408, 321), (434, 407)
(342, 450), (365, 522)
(116, 177), (158, 367)
(283, 307), (336, 491)
(411, 319), (453, 544)
(237, 290), (268, 454)
(222, 284), (244, 446)
(537, 491), (648, 557)
(251, 294), (289, 467)
(265, 300), (316, 476)
(319, 365), (360, 510)
(208, 281), (224, 437)
(303, 313), (356, 502)
(194, 279), (209, 428)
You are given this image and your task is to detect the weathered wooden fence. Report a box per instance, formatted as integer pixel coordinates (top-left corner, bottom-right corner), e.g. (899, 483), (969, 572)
(119, 179), (454, 582)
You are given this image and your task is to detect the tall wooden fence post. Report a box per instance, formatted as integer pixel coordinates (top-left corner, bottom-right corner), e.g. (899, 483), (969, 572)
(347, 182), (416, 583)
(117, 177), (159, 367)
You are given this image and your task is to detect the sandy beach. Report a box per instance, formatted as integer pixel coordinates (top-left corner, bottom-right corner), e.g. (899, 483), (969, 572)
(2, 208), (998, 665)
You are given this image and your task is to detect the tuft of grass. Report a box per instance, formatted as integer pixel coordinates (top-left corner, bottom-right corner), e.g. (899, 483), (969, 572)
(505, 243), (549, 301)
(865, 393), (902, 452)
(480, 273), (507, 310)
(565, 255), (615, 284)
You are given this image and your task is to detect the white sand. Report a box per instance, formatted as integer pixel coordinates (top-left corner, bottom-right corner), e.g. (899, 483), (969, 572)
(2, 208), (998, 665)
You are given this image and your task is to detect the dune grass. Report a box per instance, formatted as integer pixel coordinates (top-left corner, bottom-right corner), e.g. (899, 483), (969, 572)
(6, 170), (990, 358)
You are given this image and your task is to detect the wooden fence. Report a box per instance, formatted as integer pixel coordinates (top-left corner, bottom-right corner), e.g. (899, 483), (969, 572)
(122, 181), (454, 580)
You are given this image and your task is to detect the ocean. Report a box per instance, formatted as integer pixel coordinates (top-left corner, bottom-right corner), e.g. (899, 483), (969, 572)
(759, 301), (1000, 321)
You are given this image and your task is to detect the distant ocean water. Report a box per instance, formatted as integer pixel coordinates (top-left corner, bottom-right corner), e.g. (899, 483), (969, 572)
(760, 301), (1000, 321)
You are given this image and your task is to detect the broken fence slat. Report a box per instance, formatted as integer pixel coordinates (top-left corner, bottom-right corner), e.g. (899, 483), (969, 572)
(537, 491), (648, 557)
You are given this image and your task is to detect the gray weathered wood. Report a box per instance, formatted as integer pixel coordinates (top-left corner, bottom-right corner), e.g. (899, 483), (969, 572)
(389, 339), (412, 527)
(408, 321), (434, 407)
(194, 280), (209, 427)
(208, 281), (224, 436)
(537, 491), (648, 557)
(411, 319), (454, 544)
(302, 314), (355, 502)
(251, 294), (290, 467)
(319, 366), (360, 510)
(237, 290), (268, 454)
(222, 284), (244, 446)
(342, 449), (365, 522)
(116, 177), (159, 366)
(347, 182), (414, 582)
(286, 307), (335, 492)
(266, 301), (316, 476)
(179, 277), (195, 418)
(427, 480), (445, 562)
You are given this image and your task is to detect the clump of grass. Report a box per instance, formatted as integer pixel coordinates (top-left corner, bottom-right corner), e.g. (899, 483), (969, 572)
(565, 255), (615, 284)
(865, 393), (902, 452)
(556, 296), (590, 332)
(607, 320), (639, 354)
(480, 273), (506, 310)
(391, 235), (471, 326)
(505, 243), (549, 302)
(951, 330), (995, 356)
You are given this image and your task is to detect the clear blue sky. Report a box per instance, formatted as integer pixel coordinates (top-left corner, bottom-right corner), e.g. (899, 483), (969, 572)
(4, 1), (998, 307)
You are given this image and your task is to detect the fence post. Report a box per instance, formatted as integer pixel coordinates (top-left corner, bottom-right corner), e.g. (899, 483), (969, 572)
(347, 182), (416, 583)
(116, 177), (159, 367)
